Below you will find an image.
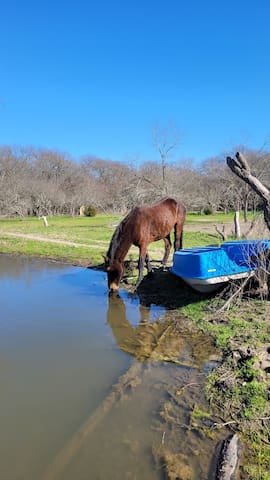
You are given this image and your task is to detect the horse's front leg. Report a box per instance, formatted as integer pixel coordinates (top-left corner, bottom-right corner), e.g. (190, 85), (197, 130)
(136, 246), (147, 289)
(161, 234), (172, 267)
(145, 251), (152, 273)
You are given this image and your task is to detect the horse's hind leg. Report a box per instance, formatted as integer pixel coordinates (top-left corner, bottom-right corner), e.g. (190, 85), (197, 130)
(161, 234), (172, 267)
(174, 223), (184, 251)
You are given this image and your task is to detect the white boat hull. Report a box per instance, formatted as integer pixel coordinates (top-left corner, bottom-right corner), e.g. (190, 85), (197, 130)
(180, 271), (253, 293)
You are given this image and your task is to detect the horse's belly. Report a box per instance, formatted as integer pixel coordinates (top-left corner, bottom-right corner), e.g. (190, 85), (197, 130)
(151, 227), (171, 242)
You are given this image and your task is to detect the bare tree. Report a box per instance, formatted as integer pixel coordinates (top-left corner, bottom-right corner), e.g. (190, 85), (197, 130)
(82, 156), (137, 212)
(152, 122), (182, 196)
(1, 142), (270, 220)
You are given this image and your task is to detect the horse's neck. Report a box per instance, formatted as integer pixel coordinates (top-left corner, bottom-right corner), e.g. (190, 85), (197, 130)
(110, 237), (132, 262)
(108, 217), (132, 263)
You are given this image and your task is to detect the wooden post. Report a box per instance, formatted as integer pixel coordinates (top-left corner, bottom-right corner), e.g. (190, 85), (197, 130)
(234, 211), (241, 238)
(79, 206), (85, 216)
(42, 216), (48, 227)
(39, 216), (49, 227)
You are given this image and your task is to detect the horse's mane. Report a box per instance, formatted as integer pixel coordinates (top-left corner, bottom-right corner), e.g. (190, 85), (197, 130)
(107, 210), (135, 262)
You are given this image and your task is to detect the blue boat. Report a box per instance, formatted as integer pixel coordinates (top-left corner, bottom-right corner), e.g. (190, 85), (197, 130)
(171, 239), (270, 293)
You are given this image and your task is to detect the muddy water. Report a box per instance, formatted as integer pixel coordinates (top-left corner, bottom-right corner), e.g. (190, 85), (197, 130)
(0, 255), (221, 480)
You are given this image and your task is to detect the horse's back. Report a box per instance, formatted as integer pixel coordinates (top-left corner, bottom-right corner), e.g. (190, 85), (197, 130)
(126, 198), (185, 244)
(147, 198), (185, 222)
(129, 198), (186, 225)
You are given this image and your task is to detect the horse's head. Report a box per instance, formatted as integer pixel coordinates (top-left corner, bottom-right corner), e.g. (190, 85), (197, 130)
(104, 256), (123, 292)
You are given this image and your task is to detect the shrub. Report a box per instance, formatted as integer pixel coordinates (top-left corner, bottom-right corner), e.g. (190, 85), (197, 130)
(84, 205), (97, 217)
(203, 206), (214, 215)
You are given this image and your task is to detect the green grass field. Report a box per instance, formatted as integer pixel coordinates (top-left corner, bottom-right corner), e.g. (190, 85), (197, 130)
(0, 212), (254, 266)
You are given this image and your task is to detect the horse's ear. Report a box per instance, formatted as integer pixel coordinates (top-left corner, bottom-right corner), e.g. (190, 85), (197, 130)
(102, 255), (109, 263)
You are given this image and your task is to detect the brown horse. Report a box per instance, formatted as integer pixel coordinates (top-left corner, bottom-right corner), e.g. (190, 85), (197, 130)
(104, 197), (186, 292)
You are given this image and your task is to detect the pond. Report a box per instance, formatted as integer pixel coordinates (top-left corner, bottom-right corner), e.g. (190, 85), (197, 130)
(0, 255), (221, 480)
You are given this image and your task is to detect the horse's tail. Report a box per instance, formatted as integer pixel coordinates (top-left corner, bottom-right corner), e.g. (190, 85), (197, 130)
(177, 200), (187, 220)
(175, 201), (186, 250)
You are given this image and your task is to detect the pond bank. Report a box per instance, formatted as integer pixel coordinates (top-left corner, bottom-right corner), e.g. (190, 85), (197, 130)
(131, 268), (270, 479)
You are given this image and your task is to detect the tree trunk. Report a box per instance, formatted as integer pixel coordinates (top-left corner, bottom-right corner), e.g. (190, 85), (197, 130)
(244, 197), (248, 223)
(263, 202), (270, 231)
(161, 153), (167, 196)
(227, 152), (270, 232)
(234, 211), (241, 238)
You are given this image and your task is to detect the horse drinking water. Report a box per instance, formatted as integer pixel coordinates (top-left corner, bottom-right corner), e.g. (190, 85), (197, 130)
(104, 197), (186, 292)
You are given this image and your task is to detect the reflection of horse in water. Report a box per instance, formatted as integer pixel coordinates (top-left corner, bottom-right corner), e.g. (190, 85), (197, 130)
(107, 294), (155, 361)
(104, 198), (186, 292)
(107, 294), (185, 362)
(107, 294), (217, 365)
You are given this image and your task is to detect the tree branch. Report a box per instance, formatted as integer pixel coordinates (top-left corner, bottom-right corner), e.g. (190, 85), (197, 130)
(227, 152), (270, 231)
(227, 153), (270, 203)
(214, 224), (227, 241)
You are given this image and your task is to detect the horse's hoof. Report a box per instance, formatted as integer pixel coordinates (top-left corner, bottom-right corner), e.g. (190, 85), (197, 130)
(159, 264), (166, 271)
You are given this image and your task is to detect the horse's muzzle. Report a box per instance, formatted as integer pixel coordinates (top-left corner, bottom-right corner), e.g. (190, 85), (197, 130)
(109, 282), (119, 292)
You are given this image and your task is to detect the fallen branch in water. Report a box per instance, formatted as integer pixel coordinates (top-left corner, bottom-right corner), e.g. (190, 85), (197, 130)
(41, 361), (144, 480)
(210, 420), (238, 429)
(175, 382), (200, 394)
(41, 319), (180, 479)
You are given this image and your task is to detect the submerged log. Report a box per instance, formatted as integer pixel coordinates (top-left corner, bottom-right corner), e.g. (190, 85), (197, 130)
(41, 314), (181, 480)
(216, 433), (241, 480)
(41, 361), (144, 480)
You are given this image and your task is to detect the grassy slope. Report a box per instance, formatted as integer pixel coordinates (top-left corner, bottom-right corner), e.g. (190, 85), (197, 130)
(0, 213), (225, 265)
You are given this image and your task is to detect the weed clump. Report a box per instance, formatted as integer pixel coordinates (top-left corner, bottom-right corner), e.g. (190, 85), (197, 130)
(84, 205), (97, 217)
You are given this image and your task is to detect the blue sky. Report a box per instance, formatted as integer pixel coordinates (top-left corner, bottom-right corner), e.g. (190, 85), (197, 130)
(1, 0), (270, 163)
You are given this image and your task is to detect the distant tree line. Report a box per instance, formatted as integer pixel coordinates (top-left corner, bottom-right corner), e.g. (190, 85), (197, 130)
(0, 144), (269, 217)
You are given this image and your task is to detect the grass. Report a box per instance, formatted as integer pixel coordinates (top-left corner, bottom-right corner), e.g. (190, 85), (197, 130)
(186, 211), (256, 224)
(182, 301), (270, 349)
(181, 298), (270, 478)
(0, 234), (102, 264)
(0, 215), (121, 242)
(0, 214), (221, 265)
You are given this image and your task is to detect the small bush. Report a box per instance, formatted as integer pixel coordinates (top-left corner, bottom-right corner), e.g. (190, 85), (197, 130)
(84, 205), (97, 217)
(203, 206), (214, 215)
